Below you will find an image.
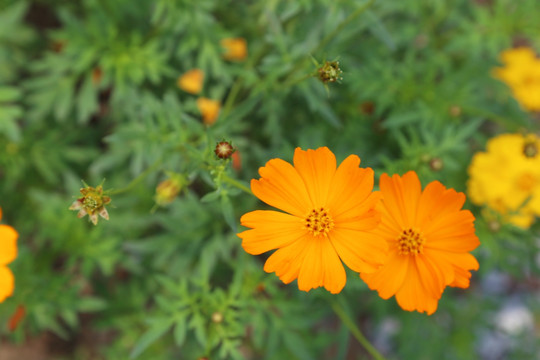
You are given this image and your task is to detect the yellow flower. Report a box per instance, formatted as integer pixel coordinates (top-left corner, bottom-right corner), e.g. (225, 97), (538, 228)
(361, 171), (480, 315)
(0, 207), (18, 303)
(237, 147), (387, 294)
(468, 133), (540, 228)
(220, 38), (247, 61)
(177, 69), (204, 94)
(196, 97), (220, 125)
(493, 47), (540, 112)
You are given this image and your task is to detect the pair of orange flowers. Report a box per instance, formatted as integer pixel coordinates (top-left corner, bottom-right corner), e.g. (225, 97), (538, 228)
(237, 147), (480, 315)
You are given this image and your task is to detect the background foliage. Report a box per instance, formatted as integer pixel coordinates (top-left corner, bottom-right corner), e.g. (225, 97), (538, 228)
(1, 0), (539, 359)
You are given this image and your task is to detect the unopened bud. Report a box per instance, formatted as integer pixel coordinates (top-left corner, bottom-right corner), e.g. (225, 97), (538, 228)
(155, 174), (186, 206)
(449, 105), (462, 117)
(211, 312), (223, 323)
(429, 157), (443, 171)
(487, 219), (501, 233)
(215, 141), (235, 159)
(318, 60), (342, 84)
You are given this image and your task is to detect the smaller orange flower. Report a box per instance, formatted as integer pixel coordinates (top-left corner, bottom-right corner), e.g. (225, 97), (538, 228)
(197, 97), (220, 125)
(361, 171), (480, 315)
(0, 207), (18, 303)
(221, 38), (247, 61)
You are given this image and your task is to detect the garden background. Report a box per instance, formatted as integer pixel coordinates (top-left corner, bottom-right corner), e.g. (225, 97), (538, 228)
(1, 0), (539, 359)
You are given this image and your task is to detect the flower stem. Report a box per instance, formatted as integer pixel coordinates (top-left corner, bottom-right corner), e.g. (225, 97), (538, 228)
(222, 174), (252, 195)
(331, 299), (386, 360)
(108, 159), (163, 196)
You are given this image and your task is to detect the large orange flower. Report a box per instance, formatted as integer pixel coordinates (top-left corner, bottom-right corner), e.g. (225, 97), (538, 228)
(361, 171), (480, 315)
(238, 147), (387, 294)
(0, 207), (18, 303)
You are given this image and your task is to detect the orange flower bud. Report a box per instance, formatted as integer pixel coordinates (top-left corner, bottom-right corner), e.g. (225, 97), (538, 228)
(197, 97), (220, 125)
(214, 141), (235, 159)
(220, 38), (247, 61)
(177, 69), (204, 94)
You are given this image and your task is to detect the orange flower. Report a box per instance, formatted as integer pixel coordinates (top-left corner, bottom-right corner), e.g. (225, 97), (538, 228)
(177, 69), (204, 94)
(360, 171), (480, 315)
(196, 97), (220, 125)
(0, 207), (18, 303)
(221, 38), (247, 61)
(237, 147), (387, 294)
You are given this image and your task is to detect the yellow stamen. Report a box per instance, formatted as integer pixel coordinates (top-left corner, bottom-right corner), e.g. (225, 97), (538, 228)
(397, 228), (425, 256)
(304, 207), (334, 237)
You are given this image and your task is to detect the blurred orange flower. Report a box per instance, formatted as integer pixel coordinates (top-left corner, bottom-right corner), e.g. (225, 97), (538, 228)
(238, 147), (387, 294)
(361, 171), (480, 315)
(221, 38), (247, 61)
(197, 97), (220, 125)
(177, 69), (204, 94)
(0, 207), (18, 303)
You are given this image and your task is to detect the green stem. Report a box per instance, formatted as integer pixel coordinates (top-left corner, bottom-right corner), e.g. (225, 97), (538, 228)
(109, 159), (163, 195)
(331, 300), (386, 360)
(222, 174), (252, 195)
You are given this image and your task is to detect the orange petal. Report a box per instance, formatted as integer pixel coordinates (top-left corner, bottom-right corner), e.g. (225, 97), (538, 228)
(0, 225), (18, 266)
(379, 173), (417, 229)
(238, 210), (305, 255)
(297, 236), (346, 294)
(0, 266), (14, 303)
(330, 226), (387, 274)
(360, 250), (408, 299)
(394, 259), (439, 315)
(293, 147), (336, 207)
(327, 155), (377, 218)
(416, 180), (446, 227)
(252, 158), (312, 217)
(264, 234), (312, 284)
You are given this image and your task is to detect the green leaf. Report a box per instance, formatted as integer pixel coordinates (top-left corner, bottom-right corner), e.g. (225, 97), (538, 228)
(221, 194), (236, 231)
(130, 318), (174, 359)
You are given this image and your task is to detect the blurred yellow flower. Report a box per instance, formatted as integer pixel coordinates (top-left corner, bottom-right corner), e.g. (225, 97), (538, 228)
(220, 38), (247, 61)
(197, 97), (220, 125)
(0, 207), (18, 303)
(361, 172), (480, 315)
(492, 47), (540, 112)
(177, 69), (204, 94)
(468, 133), (540, 228)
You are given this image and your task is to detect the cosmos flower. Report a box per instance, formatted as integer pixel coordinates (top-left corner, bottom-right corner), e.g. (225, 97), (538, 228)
(468, 133), (540, 228)
(361, 171), (480, 315)
(0, 207), (18, 303)
(237, 147), (387, 294)
(492, 47), (540, 112)
(69, 184), (111, 226)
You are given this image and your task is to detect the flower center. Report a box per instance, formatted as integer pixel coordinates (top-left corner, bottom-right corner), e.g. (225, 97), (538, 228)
(83, 194), (102, 212)
(304, 207), (334, 237)
(397, 228), (425, 256)
(523, 141), (538, 158)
